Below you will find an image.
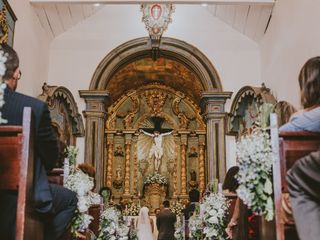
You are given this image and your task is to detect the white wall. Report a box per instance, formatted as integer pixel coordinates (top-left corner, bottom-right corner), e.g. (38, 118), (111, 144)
(47, 5), (261, 163)
(260, 0), (320, 109)
(8, 0), (51, 97)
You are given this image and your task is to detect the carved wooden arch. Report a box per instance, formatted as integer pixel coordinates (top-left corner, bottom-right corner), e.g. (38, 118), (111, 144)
(38, 83), (85, 146)
(89, 37), (222, 93)
(228, 84), (277, 136)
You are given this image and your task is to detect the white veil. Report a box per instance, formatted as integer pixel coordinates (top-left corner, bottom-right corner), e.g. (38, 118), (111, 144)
(137, 207), (153, 240)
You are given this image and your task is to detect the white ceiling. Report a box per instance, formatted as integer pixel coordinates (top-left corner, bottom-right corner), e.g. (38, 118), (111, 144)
(31, 2), (273, 42)
(206, 4), (273, 42)
(32, 3), (102, 38)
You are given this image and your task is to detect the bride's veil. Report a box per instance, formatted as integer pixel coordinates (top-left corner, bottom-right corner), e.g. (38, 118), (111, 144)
(137, 206), (153, 238)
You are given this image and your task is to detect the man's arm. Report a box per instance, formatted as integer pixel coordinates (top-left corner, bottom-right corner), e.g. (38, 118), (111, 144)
(36, 103), (59, 171)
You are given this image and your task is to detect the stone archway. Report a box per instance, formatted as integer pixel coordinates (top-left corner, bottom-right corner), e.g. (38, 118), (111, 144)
(80, 37), (232, 190)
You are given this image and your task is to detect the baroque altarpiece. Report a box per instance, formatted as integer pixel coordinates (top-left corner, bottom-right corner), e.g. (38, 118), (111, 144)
(104, 83), (206, 203)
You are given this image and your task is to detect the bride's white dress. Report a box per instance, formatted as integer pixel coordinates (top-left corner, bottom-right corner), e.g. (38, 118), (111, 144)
(137, 207), (153, 240)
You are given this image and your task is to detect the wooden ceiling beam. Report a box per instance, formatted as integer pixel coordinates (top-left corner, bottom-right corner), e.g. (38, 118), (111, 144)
(30, 0), (275, 6)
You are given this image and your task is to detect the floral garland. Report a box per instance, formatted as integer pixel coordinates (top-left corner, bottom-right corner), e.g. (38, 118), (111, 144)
(202, 193), (229, 239)
(170, 201), (184, 216)
(143, 172), (168, 186)
(97, 207), (129, 240)
(0, 49), (7, 124)
(236, 129), (274, 221)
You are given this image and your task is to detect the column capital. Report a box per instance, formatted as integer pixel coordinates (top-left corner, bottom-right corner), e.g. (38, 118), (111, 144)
(200, 91), (233, 114)
(79, 90), (112, 108)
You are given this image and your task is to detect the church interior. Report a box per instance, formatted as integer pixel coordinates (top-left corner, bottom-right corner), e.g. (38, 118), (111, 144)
(1, 0), (320, 239)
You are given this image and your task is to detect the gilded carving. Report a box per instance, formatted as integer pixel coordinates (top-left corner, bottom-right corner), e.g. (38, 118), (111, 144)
(172, 96), (195, 129)
(144, 89), (167, 116)
(117, 96), (140, 129)
(0, 5), (8, 44)
(114, 146), (124, 157)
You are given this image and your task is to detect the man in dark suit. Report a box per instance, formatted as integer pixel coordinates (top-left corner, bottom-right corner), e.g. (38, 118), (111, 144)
(182, 189), (200, 240)
(287, 150), (320, 240)
(0, 43), (77, 240)
(156, 200), (176, 240)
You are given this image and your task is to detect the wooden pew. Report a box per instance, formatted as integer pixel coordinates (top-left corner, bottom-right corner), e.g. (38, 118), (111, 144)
(0, 107), (43, 240)
(270, 113), (320, 240)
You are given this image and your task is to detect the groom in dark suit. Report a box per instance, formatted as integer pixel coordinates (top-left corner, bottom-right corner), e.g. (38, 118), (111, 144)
(0, 43), (77, 240)
(156, 200), (177, 240)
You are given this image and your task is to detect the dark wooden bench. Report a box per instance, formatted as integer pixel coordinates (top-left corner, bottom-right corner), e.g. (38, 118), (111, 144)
(270, 113), (320, 240)
(0, 107), (43, 240)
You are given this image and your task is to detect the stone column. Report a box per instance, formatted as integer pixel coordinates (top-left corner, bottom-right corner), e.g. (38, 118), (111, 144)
(200, 92), (232, 182)
(198, 134), (206, 194)
(79, 90), (111, 191)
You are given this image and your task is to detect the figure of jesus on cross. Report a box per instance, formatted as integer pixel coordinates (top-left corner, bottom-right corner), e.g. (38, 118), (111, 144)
(139, 128), (173, 172)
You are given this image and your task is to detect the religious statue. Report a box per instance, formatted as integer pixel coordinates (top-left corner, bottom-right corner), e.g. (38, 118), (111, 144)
(139, 129), (173, 172)
(113, 166), (123, 189)
(188, 169), (199, 188)
(188, 146), (198, 158)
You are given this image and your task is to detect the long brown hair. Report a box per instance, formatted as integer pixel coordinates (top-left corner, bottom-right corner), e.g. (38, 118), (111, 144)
(298, 56), (320, 108)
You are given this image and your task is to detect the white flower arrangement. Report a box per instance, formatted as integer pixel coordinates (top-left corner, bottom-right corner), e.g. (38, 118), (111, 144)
(64, 146), (100, 235)
(64, 168), (99, 235)
(143, 172), (168, 186)
(171, 201), (185, 216)
(124, 202), (141, 216)
(236, 128), (274, 221)
(174, 220), (184, 240)
(0, 49), (7, 124)
(202, 192), (229, 239)
(98, 207), (129, 240)
(189, 214), (203, 239)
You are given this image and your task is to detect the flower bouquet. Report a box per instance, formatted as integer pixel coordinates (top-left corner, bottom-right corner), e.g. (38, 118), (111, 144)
(97, 207), (129, 240)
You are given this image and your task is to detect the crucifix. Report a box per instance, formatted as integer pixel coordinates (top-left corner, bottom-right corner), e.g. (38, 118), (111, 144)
(139, 117), (173, 172)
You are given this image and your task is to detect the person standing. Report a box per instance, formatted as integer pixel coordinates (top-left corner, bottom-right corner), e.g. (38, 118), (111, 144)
(156, 200), (176, 240)
(0, 43), (77, 240)
(137, 206), (154, 240)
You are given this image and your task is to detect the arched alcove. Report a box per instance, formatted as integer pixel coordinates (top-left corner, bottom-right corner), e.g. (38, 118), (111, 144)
(89, 37), (222, 95)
